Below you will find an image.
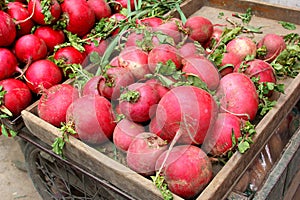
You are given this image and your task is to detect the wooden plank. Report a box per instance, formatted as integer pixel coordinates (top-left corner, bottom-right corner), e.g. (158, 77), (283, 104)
(252, 128), (300, 199)
(283, 143), (300, 194)
(21, 108), (181, 200)
(175, 0), (300, 24)
(197, 74), (300, 200)
(283, 169), (300, 200)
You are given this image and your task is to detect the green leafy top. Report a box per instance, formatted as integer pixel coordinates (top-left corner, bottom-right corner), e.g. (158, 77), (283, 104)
(237, 121), (256, 154)
(119, 89), (140, 103)
(151, 172), (173, 200)
(0, 86), (13, 117)
(271, 33), (300, 78)
(251, 76), (285, 116)
(145, 60), (211, 93)
(0, 86), (17, 137)
(278, 21), (296, 30)
(40, 0), (56, 24)
(52, 121), (77, 157)
(232, 8), (253, 24)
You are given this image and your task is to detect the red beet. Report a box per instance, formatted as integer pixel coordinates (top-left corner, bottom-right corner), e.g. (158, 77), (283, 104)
(28, 0), (61, 25)
(126, 132), (167, 176)
(219, 52), (242, 77)
(0, 78), (32, 117)
(154, 18), (183, 43)
(203, 27), (223, 49)
(14, 34), (48, 63)
(87, 0), (111, 20)
(257, 33), (286, 62)
(125, 32), (145, 48)
(202, 112), (242, 156)
(113, 118), (145, 152)
(83, 37), (108, 56)
(155, 86), (218, 144)
(155, 145), (213, 199)
(148, 44), (182, 73)
(66, 94), (116, 144)
(7, 2), (34, 37)
(114, 0), (135, 11)
(149, 116), (164, 136)
(234, 59), (276, 96)
(61, 0), (95, 37)
(109, 13), (127, 36)
(38, 84), (79, 127)
(34, 26), (66, 53)
(184, 16), (214, 44)
(119, 82), (160, 123)
(82, 75), (102, 96)
(226, 37), (257, 61)
(215, 73), (259, 121)
(182, 56), (220, 90)
(118, 46), (150, 80)
(98, 66), (135, 100)
(145, 79), (170, 99)
(178, 42), (206, 58)
(0, 48), (19, 81)
(25, 59), (63, 94)
(125, 31), (160, 51)
(54, 46), (85, 64)
(0, 11), (17, 47)
(136, 17), (163, 27)
(234, 59), (276, 84)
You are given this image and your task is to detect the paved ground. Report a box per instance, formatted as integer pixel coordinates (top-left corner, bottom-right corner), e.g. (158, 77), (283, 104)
(0, 136), (42, 200)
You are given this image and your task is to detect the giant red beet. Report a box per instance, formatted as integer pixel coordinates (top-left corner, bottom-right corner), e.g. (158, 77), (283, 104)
(215, 73), (259, 121)
(0, 11), (16, 47)
(61, 0), (95, 37)
(155, 86), (218, 144)
(127, 132), (167, 176)
(202, 112), (242, 156)
(66, 95), (116, 144)
(155, 145), (213, 199)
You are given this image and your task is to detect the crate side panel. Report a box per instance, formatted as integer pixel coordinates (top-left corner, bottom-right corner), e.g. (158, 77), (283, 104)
(253, 128), (300, 199)
(21, 110), (176, 200)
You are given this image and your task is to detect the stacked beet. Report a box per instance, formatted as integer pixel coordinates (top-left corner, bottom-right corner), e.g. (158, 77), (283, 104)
(0, 1), (297, 199)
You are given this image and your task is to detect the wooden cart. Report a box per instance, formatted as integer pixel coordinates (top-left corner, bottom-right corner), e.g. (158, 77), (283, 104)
(2, 0), (300, 199)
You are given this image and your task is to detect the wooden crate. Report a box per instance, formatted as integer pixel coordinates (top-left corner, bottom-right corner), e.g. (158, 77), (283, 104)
(21, 1), (300, 200)
(228, 125), (300, 200)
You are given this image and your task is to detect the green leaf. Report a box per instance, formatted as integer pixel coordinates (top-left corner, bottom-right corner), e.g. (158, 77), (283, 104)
(1, 124), (8, 137)
(89, 52), (102, 63)
(278, 21), (296, 30)
(119, 90), (140, 103)
(186, 74), (211, 93)
(0, 123), (17, 138)
(231, 129), (237, 147)
(9, 129), (17, 137)
(238, 141), (250, 154)
(232, 8), (253, 24)
(151, 172), (173, 200)
(175, 3), (186, 24)
(40, 0), (56, 24)
(52, 137), (65, 157)
(218, 12), (224, 19)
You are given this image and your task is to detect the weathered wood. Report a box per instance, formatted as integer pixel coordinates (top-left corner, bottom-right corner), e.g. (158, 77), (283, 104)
(175, 0), (300, 24)
(252, 128), (300, 200)
(21, 108), (183, 200)
(283, 169), (300, 200)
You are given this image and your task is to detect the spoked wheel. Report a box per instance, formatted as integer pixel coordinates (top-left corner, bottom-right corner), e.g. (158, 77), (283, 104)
(24, 143), (124, 200)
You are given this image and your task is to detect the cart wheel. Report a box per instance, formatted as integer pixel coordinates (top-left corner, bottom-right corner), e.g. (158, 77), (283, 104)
(24, 143), (120, 200)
